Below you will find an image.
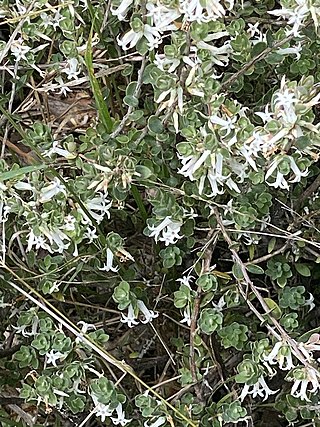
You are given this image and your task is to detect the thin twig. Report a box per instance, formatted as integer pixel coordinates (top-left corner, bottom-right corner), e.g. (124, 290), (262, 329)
(294, 173), (320, 211)
(0, 344), (21, 358)
(220, 32), (303, 92)
(189, 230), (217, 403)
(149, 322), (176, 366)
(214, 208), (320, 371)
(110, 57), (147, 138)
(244, 243), (289, 265)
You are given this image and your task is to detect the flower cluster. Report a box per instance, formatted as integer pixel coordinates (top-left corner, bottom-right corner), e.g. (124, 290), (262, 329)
(1, 0), (320, 426)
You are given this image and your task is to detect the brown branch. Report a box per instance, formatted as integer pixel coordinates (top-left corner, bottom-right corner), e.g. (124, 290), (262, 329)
(294, 173), (320, 211)
(244, 243), (289, 265)
(0, 396), (24, 405)
(2, 138), (39, 165)
(220, 32), (304, 92)
(189, 230), (218, 403)
(214, 207), (318, 368)
(0, 344), (22, 358)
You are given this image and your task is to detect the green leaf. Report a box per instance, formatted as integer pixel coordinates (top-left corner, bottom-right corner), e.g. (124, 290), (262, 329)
(265, 52), (283, 64)
(147, 116), (164, 134)
(264, 297), (282, 320)
(131, 184), (148, 222)
(85, 27), (113, 133)
(0, 164), (47, 182)
(124, 95), (139, 107)
(174, 285), (190, 308)
(246, 264), (264, 275)
(268, 237), (276, 253)
(135, 165), (152, 180)
(295, 263), (311, 277)
(232, 263), (244, 280)
(199, 308), (223, 334)
(295, 136), (311, 150)
(251, 42), (267, 58)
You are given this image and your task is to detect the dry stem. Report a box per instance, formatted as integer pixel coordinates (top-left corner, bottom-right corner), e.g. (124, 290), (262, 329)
(189, 230), (218, 403)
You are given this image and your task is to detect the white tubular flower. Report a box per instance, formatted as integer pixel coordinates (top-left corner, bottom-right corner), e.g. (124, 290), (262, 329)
(144, 416), (166, 427)
(111, 0), (134, 21)
(159, 222), (183, 246)
(117, 28), (142, 50)
(288, 157), (308, 183)
(268, 171), (290, 190)
(290, 366), (320, 401)
(146, 2), (181, 32)
(76, 320), (96, 341)
(240, 375), (278, 402)
(84, 226), (98, 242)
(10, 37), (31, 61)
(43, 140), (76, 159)
(39, 178), (67, 203)
(62, 58), (81, 80)
(180, 0), (227, 22)
(266, 155), (308, 189)
(239, 132), (265, 171)
(304, 293), (315, 312)
(14, 181), (34, 192)
(210, 114), (236, 136)
(41, 226), (70, 253)
(154, 53), (180, 73)
(143, 24), (164, 48)
(255, 105), (274, 124)
(121, 304), (139, 328)
(40, 11), (65, 30)
(137, 300), (158, 324)
(247, 22), (260, 38)
(298, 333), (320, 357)
(276, 42), (302, 60)
(63, 214), (76, 231)
(264, 341), (295, 371)
(265, 157), (289, 190)
(147, 216), (183, 246)
(13, 313), (39, 337)
(111, 403), (132, 426)
(204, 152), (234, 197)
(84, 192), (112, 224)
(196, 40), (231, 66)
(48, 281), (61, 293)
(99, 248), (119, 273)
(180, 304), (191, 326)
(268, 2), (309, 37)
(26, 230), (52, 253)
(45, 349), (65, 367)
(176, 275), (194, 289)
(95, 402), (113, 422)
(0, 200), (10, 223)
(86, 193), (111, 214)
(274, 84), (298, 125)
(118, 23), (161, 51)
(178, 150), (211, 180)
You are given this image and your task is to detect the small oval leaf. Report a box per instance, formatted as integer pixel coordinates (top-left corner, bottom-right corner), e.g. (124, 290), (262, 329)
(246, 264), (264, 275)
(295, 263), (311, 277)
(264, 298), (282, 320)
